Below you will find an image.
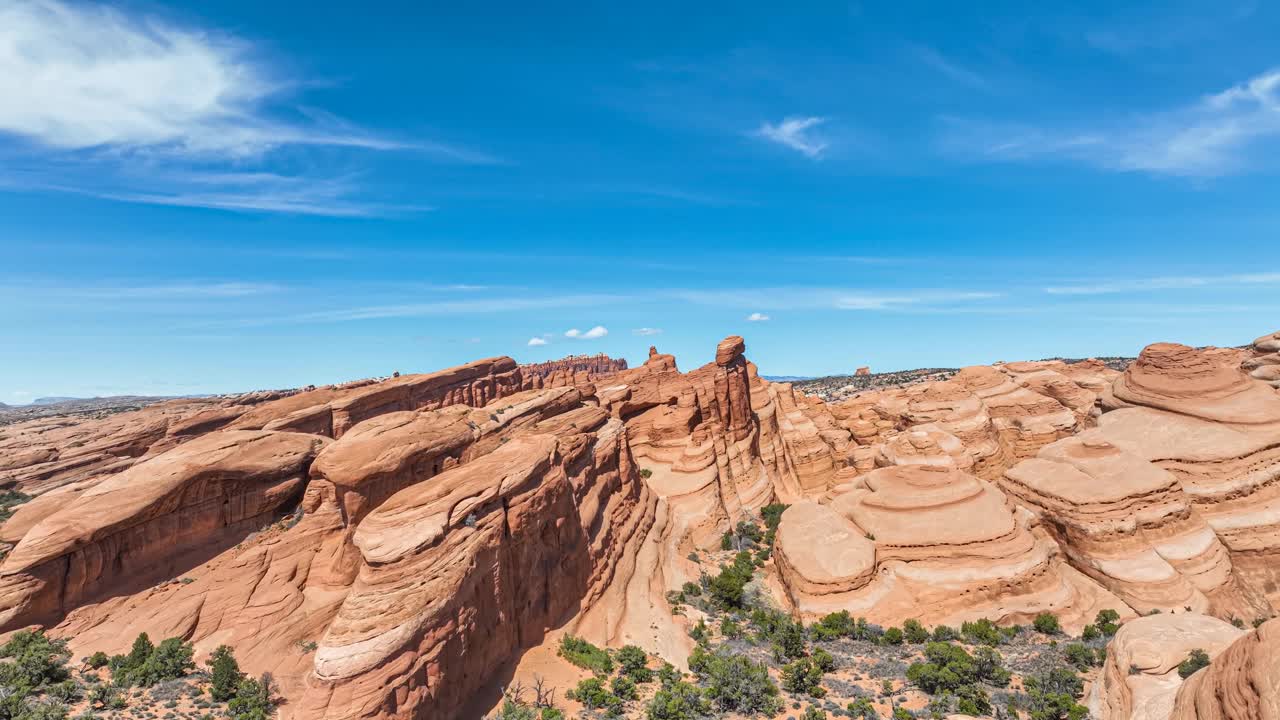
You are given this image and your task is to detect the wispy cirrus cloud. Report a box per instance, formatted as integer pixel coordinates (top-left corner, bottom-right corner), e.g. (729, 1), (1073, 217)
(671, 288), (1001, 312)
(0, 0), (492, 215)
(1046, 271), (1280, 295)
(201, 294), (626, 328)
(912, 45), (990, 90)
(755, 116), (829, 158)
(746, 312), (770, 322)
(526, 337), (549, 346)
(0, 280), (283, 300)
(943, 67), (1280, 177)
(632, 327), (663, 336)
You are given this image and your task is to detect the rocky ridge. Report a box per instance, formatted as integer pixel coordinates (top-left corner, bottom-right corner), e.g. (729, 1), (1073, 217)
(0, 333), (1276, 719)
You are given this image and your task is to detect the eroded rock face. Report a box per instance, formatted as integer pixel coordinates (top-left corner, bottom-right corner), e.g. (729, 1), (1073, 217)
(774, 465), (1122, 630)
(300, 410), (654, 720)
(1002, 435), (1269, 619)
(1106, 342), (1280, 427)
(1244, 330), (1280, 389)
(0, 430), (329, 631)
(1092, 613), (1246, 720)
(1084, 344), (1280, 610)
(5, 333), (1280, 720)
(1170, 617), (1280, 720)
(520, 353), (627, 390)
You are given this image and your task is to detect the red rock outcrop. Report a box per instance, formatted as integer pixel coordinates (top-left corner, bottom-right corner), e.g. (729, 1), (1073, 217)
(299, 407), (654, 720)
(1244, 330), (1280, 389)
(520, 353), (627, 390)
(1087, 343), (1280, 610)
(5, 332), (1280, 720)
(1092, 613), (1247, 720)
(1002, 435), (1269, 619)
(0, 430), (329, 631)
(774, 465), (1123, 631)
(1170, 617), (1280, 720)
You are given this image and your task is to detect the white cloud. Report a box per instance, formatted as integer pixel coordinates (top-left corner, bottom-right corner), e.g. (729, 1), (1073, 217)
(0, 0), (491, 215)
(527, 337), (549, 346)
(0, 0), (406, 157)
(756, 116), (829, 158)
(1046, 272), (1280, 295)
(746, 312), (771, 322)
(632, 327), (663, 336)
(564, 326), (608, 339)
(945, 67), (1280, 176)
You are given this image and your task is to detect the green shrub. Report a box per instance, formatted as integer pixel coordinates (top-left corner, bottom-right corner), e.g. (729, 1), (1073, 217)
(811, 611), (855, 640)
(645, 680), (707, 720)
(568, 677), (622, 715)
(227, 673), (276, 720)
(880, 627), (904, 646)
(708, 552), (756, 610)
(780, 657), (825, 697)
(960, 619), (1003, 646)
(802, 705), (827, 720)
(0, 490), (31, 522)
(0, 629), (72, 691)
(617, 645), (653, 683)
(494, 698), (537, 720)
(1034, 613), (1062, 635)
(557, 635), (612, 675)
(902, 619), (929, 644)
(1024, 668), (1087, 720)
(85, 651), (110, 670)
(639, 468), (653, 479)
(208, 645), (245, 703)
(1177, 649), (1210, 679)
(736, 521), (763, 545)
(1064, 643), (1099, 671)
(1081, 624), (1099, 641)
(1095, 609), (1121, 637)
(760, 504), (789, 532)
(906, 641), (1010, 694)
(611, 675), (638, 701)
(133, 637), (195, 686)
(931, 625), (959, 642)
(690, 650), (781, 716)
(847, 696), (877, 718)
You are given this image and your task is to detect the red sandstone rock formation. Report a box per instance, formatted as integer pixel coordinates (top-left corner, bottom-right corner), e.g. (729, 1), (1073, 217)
(1170, 617), (1280, 720)
(1092, 614), (1247, 720)
(520, 353), (628, 390)
(2, 332), (1280, 720)
(773, 465), (1124, 631)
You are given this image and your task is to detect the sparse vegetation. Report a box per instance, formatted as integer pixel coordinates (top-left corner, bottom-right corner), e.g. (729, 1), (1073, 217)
(559, 635), (613, 675)
(1177, 649), (1210, 679)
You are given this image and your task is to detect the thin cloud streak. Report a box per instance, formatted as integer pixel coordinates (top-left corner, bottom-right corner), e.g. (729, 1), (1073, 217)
(201, 294), (629, 328)
(1046, 272), (1280, 295)
(943, 67), (1280, 176)
(755, 116), (829, 158)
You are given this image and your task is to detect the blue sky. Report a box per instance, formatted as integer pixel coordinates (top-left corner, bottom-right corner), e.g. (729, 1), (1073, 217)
(3, 0), (1279, 401)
